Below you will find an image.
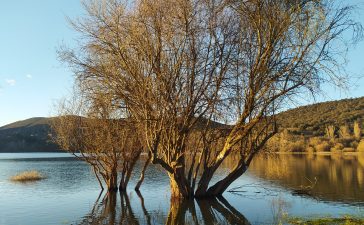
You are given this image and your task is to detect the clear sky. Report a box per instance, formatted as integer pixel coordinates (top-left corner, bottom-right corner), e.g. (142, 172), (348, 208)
(1, 0), (364, 127)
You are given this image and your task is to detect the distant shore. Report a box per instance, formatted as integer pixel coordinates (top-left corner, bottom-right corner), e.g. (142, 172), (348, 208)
(273, 151), (364, 156)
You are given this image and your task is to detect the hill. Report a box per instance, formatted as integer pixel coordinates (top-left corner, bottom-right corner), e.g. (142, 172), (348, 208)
(0, 117), (61, 153)
(276, 97), (364, 136)
(1, 97), (363, 152)
(0, 117), (51, 130)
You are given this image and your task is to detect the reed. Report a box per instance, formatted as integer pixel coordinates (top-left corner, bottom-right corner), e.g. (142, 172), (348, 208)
(10, 170), (45, 182)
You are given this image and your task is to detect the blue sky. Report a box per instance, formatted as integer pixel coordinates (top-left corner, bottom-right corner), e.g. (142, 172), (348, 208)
(0, 1), (82, 126)
(1, 0), (364, 127)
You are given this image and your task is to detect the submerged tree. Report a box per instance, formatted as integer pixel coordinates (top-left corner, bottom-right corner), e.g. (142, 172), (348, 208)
(60, 0), (361, 198)
(52, 90), (143, 191)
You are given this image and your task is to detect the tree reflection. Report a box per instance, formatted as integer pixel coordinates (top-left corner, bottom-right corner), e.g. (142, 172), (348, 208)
(249, 154), (364, 203)
(197, 197), (250, 225)
(76, 192), (251, 225)
(77, 191), (118, 225)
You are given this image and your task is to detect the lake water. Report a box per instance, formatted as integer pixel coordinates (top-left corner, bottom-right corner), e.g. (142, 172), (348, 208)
(0, 153), (363, 225)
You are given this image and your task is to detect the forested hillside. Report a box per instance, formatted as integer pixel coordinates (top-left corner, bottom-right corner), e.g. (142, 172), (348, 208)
(270, 97), (364, 153)
(276, 97), (364, 136)
(0, 117), (60, 152)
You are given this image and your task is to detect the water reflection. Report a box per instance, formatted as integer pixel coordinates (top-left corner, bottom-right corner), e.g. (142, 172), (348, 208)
(196, 197), (250, 225)
(249, 153), (364, 204)
(77, 192), (139, 225)
(76, 191), (251, 225)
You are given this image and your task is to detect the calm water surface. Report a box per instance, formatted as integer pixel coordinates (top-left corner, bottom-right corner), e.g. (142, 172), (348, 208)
(0, 153), (363, 225)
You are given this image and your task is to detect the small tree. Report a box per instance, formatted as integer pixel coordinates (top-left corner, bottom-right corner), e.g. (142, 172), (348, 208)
(354, 121), (361, 140)
(52, 90), (142, 191)
(325, 125), (336, 139)
(339, 125), (351, 139)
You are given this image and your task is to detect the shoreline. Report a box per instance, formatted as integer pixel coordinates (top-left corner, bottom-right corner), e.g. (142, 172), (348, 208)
(273, 151), (364, 156)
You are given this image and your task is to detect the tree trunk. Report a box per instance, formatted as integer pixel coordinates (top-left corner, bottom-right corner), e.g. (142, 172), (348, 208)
(92, 166), (104, 190)
(169, 172), (193, 199)
(106, 168), (118, 191)
(135, 152), (152, 191)
(206, 164), (247, 196)
(194, 167), (216, 197)
(119, 176), (127, 192)
(119, 153), (140, 192)
(170, 174), (184, 199)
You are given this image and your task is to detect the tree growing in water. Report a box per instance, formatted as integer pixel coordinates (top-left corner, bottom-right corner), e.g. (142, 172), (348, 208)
(60, 0), (361, 198)
(52, 90), (143, 191)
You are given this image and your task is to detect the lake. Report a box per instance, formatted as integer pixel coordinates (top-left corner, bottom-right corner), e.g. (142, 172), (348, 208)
(0, 153), (363, 225)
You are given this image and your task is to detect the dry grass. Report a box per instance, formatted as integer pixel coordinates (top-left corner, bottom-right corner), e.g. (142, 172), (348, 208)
(10, 170), (45, 182)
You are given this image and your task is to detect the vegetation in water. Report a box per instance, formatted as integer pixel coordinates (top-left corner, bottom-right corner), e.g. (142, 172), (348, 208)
(10, 170), (45, 182)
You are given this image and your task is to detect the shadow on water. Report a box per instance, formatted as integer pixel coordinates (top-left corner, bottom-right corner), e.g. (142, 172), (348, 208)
(76, 191), (251, 225)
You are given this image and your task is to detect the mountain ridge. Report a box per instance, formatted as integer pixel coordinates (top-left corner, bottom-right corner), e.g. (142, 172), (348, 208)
(0, 117), (60, 153)
(1, 96), (363, 152)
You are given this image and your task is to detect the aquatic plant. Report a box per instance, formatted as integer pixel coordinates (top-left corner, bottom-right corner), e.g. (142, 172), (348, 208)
(10, 170), (45, 182)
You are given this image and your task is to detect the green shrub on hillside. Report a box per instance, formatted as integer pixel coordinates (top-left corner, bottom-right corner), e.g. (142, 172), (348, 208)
(305, 146), (315, 153)
(350, 141), (359, 149)
(331, 143), (344, 152)
(315, 141), (331, 152)
(264, 119), (362, 153)
(308, 137), (323, 147)
(307, 137), (332, 152)
(336, 138), (355, 147)
(289, 141), (306, 152)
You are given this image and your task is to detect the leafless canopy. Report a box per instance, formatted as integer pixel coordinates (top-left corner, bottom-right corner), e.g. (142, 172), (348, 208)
(52, 88), (142, 191)
(59, 0), (361, 198)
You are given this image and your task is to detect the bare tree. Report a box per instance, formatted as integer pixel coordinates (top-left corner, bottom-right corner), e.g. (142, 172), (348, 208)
(339, 124), (351, 139)
(52, 89), (142, 191)
(325, 125), (336, 139)
(59, 0), (361, 198)
(354, 121), (361, 140)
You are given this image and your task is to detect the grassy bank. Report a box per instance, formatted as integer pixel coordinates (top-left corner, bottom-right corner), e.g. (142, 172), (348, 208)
(286, 216), (364, 225)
